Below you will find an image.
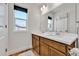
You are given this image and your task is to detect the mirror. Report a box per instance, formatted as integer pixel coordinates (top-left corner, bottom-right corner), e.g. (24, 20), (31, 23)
(40, 3), (76, 33)
(54, 13), (68, 32)
(46, 11), (69, 32)
(41, 12), (69, 33)
(41, 11), (69, 33)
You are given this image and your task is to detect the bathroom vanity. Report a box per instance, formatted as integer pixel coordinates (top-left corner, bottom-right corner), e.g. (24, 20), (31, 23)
(32, 32), (78, 56)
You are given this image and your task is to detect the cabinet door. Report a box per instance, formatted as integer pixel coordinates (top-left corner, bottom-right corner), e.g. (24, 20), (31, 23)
(32, 34), (39, 54)
(49, 47), (65, 56)
(40, 42), (49, 56)
(34, 39), (39, 54)
(32, 36), (36, 49)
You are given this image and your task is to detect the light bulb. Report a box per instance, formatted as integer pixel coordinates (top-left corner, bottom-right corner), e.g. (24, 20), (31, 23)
(43, 5), (45, 9)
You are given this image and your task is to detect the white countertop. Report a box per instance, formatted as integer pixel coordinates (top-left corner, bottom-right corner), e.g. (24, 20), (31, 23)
(32, 32), (78, 45)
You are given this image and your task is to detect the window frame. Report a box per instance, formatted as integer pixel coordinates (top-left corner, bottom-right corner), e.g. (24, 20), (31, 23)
(14, 5), (28, 31)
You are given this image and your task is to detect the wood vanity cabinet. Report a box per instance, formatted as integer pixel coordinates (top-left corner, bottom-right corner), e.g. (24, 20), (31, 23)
(32, 34), (75, 56)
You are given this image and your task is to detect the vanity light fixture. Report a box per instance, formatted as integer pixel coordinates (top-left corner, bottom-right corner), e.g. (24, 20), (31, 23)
(41, 5), (47, 14)
(41, 5), (46, 11)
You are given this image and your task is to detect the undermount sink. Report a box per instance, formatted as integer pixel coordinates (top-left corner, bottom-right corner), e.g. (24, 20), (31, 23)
(42, 32), (60, 36)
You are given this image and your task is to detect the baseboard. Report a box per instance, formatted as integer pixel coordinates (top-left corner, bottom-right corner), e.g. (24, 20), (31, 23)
(9, 48), (32, 56)
(7, 47), (32, 56)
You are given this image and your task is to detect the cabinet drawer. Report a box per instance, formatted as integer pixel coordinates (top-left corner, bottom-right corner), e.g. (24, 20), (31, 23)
(49, 47), (65, 56)
(40, 37), (66, 53)
(32, 34), (39, 40)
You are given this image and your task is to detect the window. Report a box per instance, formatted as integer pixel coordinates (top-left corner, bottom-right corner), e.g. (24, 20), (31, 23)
(48, 16), (52, 31)
(14, 5), (28, 31)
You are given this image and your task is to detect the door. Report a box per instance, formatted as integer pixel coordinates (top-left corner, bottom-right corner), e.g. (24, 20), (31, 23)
(0, 3), (8, 56)
(76, 4), (79, 48)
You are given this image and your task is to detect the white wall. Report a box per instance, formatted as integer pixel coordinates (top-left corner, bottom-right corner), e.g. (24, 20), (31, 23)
(47, 3), (63, 12)
(8, 3), (41, 53)
(40, 14), (48, 32)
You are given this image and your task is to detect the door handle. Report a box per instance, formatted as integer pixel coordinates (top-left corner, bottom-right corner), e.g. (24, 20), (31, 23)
(5, 25), (7, 28)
